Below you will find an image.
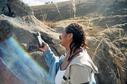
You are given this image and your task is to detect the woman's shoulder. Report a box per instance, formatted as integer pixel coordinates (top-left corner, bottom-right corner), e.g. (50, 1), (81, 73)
(70, 49), (91, 66)
(69, 49), (98, 73)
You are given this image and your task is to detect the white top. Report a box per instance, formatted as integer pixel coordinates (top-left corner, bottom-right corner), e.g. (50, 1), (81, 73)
(55, 68), (66, 84)
(55, 49), (98, 84)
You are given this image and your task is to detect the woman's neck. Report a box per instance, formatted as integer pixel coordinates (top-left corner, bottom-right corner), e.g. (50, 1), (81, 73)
(65, 47), (71, 56)
(61, 47), (83, 70)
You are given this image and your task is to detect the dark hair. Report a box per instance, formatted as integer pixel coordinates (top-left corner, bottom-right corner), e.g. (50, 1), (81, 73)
(65, 23), (86, 61)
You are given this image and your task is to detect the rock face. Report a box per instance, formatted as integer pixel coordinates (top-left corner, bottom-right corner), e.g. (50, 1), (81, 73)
(0, 0), (63, 84)
(0, 0), (63, 55)
(0, 0), (33, 17)
(0, 14), (63, 55)
(87, 28), (127, 84)
(0, 19), (13, 41)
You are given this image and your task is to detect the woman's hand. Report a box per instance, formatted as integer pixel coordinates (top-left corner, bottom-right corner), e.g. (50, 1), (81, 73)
(39, 43), (49, 52)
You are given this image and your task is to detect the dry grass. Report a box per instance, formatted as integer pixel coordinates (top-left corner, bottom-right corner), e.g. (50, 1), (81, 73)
(42, 16), (107, 37)
(50, 16), (106, 36)
(43, 21), (56, 28)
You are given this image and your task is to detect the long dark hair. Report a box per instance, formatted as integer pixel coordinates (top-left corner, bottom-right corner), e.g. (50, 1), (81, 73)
(65, 23), (86, 61)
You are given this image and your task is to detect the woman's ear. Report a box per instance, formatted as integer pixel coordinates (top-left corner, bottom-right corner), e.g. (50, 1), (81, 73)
(68, 33), (73, 39)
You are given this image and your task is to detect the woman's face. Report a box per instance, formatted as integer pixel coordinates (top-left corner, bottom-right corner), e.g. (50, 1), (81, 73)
(59, 30), (73, 48)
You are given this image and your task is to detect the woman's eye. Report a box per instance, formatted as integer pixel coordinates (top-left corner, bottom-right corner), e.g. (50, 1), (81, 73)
(59, 35), (62, 39)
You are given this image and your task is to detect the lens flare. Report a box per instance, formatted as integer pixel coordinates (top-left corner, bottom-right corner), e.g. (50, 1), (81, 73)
(0, 36), (52, 84)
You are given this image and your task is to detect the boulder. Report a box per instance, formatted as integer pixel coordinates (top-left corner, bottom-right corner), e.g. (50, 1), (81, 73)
(0, 0), (33, 17)
(0, 0), (64, 73)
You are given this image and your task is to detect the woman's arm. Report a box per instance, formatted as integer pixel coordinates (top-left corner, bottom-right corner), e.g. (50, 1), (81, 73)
(42, 46), (59, 69)
(41, 45), (61, 81)
(39, 43), (59, 69)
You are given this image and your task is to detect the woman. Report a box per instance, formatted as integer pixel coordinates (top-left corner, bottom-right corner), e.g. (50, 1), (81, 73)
(39, 23), (98, 84)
